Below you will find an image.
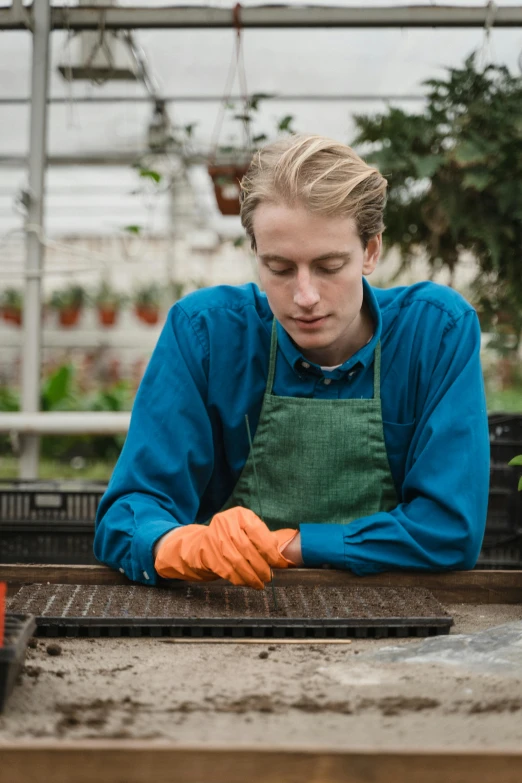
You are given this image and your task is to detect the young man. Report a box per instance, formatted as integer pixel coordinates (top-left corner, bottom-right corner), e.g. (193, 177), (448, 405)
(94, 135), (490, 588)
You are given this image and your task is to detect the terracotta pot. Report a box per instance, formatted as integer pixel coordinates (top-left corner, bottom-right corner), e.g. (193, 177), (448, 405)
(97, 306), (119, 327)
(207, 164), (250, 216)
(1, 307), (22, 326)
(135, 305), (159, 325)
(58, 307), (82, 327)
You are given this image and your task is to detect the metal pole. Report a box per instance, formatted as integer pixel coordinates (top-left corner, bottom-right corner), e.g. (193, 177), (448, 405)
(1, 4), (522, 30)
(19, 0), (51, 479)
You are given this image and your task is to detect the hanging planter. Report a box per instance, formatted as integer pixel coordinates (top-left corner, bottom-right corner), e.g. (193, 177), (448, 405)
(58, 307), (82, 327)
(1, 307), (22, 327)
(92, 282), (126, 328)
(133, 284), (162, 326)
(207, 163), (250, 216)
(0, 289), (23, 327)
(49, 285), (87, 329)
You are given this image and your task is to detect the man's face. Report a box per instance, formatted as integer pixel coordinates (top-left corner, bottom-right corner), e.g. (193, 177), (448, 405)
(254, 202), (381, 366)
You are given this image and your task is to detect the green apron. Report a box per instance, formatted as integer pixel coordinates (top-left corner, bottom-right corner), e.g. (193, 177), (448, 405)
(224, 319), (397, 531)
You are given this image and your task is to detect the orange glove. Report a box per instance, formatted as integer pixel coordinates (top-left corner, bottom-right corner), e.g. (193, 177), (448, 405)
(155, 507), (294, 590)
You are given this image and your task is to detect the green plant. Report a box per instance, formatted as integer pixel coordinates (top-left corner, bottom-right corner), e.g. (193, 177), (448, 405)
(352, 54), (522, 351)
(215, 93), (296, 162)
(1, 288), (23, 309)
(509, 456), (522, 491)
(133, 283), (162, 308)
(48, 284), (87, 311)
(91, 281), (127, 309)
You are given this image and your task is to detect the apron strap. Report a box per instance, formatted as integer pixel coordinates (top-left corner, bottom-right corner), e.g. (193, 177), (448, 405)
(373, 341), (381, 401)
(268, 318), (382, 400)
(267, 319), (278, 394)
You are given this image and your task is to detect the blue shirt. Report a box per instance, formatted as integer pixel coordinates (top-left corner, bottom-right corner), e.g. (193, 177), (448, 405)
(94, 278), (490, 585)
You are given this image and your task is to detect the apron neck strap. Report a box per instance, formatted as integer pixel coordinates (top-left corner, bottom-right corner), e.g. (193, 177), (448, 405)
(267, 319), (381, 399)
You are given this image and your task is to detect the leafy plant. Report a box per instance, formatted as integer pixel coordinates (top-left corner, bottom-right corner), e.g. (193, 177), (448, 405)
(1, 288), (23, 309)
(48, 284), (87, 311)
(91, 281), (127, 309)
(508, 456), (522, 491)
(133, 283), (162, 308)
(216, 93), (296, 160)
(352, 54), (522, 351)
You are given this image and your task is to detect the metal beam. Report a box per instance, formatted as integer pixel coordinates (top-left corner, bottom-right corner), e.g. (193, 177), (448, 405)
(19, 0), (51, 480)
(0, 412), (130, 435)
(0, 93), (426, 105)
(1, 4), (522, 31)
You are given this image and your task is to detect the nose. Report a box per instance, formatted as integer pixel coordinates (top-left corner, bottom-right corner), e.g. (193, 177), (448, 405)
(293, 270), (320, 310)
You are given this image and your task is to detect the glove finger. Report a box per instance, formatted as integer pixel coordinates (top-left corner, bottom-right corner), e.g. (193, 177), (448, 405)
(239, 513), (290, 568)
(211, 537), (269, 590)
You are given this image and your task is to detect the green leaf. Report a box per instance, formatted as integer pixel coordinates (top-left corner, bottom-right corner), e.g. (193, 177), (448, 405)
(252, 134), (268, 144)
(41, 365), (74, 411)
(138, 168), (162, 184)
(462, 171), (491, 191)
(413, 154), (445, 179)
(519, 476), (522, 492)
(278, 115), (294, 132)
(453, 141), (487, 166)
(508, 455), (522, 466)
(124, 225), (141, 235)
(233, 236), (245, 247)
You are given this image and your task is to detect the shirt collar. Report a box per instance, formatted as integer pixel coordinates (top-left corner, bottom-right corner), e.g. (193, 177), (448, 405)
(275, 277), (382, 377)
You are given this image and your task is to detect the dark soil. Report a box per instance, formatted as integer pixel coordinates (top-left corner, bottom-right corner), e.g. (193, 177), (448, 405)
(8, 584), (449, 621)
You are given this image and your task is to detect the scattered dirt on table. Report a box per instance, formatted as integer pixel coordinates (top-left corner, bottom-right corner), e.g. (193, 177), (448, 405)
(55, 699), (116, 735)
(358, 696), (441, 716)
(22, 665), (42, 679)
(468, 699), (522, 714)
(46, 643), (62, 657)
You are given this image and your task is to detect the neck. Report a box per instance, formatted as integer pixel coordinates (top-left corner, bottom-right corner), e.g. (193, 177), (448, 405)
(301, 302), (374, 367)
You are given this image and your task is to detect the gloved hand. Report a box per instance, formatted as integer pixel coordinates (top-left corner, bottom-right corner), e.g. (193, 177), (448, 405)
(155, 507), (294, 589)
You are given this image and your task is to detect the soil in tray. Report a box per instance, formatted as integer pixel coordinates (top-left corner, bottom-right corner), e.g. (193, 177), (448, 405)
(7, 584), (450, 620)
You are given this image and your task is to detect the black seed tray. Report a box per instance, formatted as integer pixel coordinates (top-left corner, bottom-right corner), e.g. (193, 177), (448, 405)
(0, 614), (36, 713)
(8, 584), (453, 639)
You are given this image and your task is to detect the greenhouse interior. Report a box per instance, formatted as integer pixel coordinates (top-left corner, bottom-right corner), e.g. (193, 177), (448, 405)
(1, 2), (522, 777)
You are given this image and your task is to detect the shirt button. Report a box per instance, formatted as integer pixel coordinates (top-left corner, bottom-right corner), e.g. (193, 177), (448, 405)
(302, 362), (310, 369)
(143, 571), (150, 581)
(323, 378), (332, 385)
(349, 371), (356, 377)
(119, 568), (125, 574)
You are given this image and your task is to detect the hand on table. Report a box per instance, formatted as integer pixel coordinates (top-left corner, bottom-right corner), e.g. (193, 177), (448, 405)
(154, 507), (298, 590)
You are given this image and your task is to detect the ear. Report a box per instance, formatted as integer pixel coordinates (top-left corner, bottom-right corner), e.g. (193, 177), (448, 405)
(362, 234), (382, 276)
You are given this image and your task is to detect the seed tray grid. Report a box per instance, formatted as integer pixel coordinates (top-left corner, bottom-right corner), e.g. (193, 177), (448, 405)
(7, 584), (453, 639)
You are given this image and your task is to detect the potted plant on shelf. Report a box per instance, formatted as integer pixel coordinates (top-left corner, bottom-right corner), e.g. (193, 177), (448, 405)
(133, 283), (163, 325)
(49, 284), (87, 327)
(0, 288), (23, 326)
(92, 282), (127, 327)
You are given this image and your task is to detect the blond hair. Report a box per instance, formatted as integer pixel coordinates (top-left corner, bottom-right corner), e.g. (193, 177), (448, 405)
(240, 135), (387, 250)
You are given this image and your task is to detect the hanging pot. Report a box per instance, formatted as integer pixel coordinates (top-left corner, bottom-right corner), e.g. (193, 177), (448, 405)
(134, 304), (160, 325)
(207, 164), (249, 216)
(58, 307), (82, 327)
(97, 306), (119, 327)
(1, 307), (22, 326)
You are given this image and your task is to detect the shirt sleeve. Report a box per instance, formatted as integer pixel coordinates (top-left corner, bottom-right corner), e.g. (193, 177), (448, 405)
(94, 304), (212, 585)
(300, 309), (490, 574)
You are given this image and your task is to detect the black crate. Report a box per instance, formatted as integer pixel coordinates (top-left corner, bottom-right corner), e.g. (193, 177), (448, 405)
(0, 522), (98, 565)
(0, 480), (105, 565)
(488, 413), (522, 443)
(0, 480), (106, 523)
(0, 614), (36, 713)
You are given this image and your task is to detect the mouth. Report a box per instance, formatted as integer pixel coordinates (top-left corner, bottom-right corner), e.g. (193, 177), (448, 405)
(292, 315), (329, 329)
